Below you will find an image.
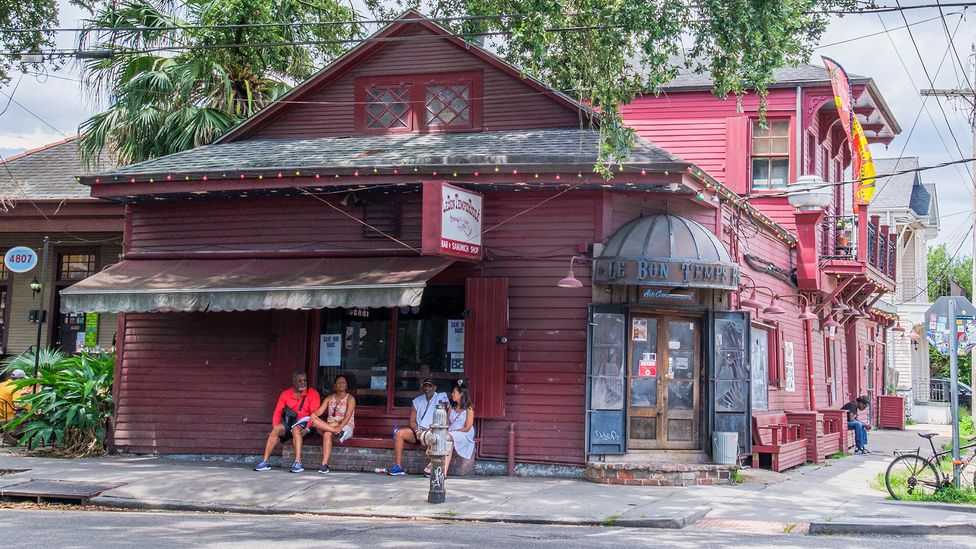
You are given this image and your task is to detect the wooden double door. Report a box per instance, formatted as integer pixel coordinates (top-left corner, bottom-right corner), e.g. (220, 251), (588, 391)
(627, 314), (701, 450)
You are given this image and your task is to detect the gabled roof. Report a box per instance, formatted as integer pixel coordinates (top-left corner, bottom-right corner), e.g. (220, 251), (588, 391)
(0, 137), (115, 199)
(100, 128), (685, 178)
(869, 157), (932, 219)
(216, 11), (596, 144)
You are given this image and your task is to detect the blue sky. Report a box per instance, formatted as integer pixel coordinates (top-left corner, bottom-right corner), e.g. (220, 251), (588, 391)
(0, 3), (973, 249)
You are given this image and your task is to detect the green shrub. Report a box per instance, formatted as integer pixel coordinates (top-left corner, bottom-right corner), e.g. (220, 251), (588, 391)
(3, 351), (115, 457)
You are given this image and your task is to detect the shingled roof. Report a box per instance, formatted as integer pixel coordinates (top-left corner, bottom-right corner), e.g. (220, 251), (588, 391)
(869, 157), (931, 217)
(661, 62), (869, 91)
(0, 137), (115, 199)
(98, 128), (687, 179)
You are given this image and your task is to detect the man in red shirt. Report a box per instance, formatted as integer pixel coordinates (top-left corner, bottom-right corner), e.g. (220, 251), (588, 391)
(254, 371), (321, 473)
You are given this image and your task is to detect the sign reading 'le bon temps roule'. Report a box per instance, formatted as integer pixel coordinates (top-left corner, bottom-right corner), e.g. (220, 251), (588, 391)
(421, 181), (483, 261)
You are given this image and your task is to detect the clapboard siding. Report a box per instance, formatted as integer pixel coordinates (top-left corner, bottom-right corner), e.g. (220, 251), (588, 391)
(114, 312), (273, 454)
(127, 195), (423, 253)
(247, 26), (581, 140)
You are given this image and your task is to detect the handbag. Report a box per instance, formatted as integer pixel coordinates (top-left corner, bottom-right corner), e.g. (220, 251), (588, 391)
(279, 393), (307, 439)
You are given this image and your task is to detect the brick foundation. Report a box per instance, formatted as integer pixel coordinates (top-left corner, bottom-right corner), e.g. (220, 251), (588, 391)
(584, 462), (733, 486)
(281, 445), (475, 476)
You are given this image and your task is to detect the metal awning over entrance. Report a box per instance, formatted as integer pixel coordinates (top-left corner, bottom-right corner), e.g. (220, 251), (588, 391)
(593, 214), (738, 290)
(60, 256), (453, 313)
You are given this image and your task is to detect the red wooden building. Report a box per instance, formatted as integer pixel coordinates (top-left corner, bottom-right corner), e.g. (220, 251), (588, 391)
(64, 13), (899, 478)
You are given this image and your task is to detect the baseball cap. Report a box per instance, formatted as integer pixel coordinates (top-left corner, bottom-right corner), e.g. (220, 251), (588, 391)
(10, 369), (27, 379)
(421, 378), (435, 387)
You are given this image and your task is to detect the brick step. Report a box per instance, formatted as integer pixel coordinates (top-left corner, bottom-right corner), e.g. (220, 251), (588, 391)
(281, 444), (475, 476)
(585, 462), (733, 486)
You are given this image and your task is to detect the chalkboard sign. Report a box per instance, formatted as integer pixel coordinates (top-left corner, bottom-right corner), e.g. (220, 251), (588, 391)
(588, 411), (626, 454)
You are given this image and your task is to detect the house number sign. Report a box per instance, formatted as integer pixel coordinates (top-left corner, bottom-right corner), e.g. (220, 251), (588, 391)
(4, 246), (38, 273)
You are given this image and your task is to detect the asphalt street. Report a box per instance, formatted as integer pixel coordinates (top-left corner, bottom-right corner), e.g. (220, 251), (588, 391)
(1, 509), (974, 548)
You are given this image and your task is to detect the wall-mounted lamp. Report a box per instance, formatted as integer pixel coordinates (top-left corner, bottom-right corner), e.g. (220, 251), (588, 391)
(556, 256), (586, 288)
(29, 277), (41, 298)
(762, 295), (786, 316)
(340, 192), (363, 208)
(740, 289), (764, 309)
(822, 315), (840, 339)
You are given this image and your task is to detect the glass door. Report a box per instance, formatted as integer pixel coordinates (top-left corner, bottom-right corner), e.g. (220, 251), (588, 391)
(627, 315), (701, 450)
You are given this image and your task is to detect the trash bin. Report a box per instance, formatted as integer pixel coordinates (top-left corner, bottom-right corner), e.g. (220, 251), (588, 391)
(712, 431), (738, 465)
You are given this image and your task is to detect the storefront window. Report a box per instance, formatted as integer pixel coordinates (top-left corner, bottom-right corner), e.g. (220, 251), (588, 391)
(591, 313), (626, 410)
(750, 324), (770, 410)
(394, 286), (465, 407)
(318, 308), (391, 407)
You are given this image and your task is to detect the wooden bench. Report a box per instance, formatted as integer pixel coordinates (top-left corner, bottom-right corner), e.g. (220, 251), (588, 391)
(819, 409), (854, 453)
(281, 435), (477, 476)
(751, 411), (809, 472)
(786, 410), (842, 464)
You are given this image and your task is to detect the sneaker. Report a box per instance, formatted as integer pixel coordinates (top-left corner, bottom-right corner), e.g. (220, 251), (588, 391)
(339, 427), (352, 443)
(290, 461), (305, 473)
(318, 464), (330, 474)
(423, 464), (432, 478)
(254, 459), (271, 472)
(388, 464), (406, 476)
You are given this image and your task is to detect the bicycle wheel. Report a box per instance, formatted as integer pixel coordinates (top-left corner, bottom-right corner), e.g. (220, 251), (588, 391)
(885, 454), (941, 500)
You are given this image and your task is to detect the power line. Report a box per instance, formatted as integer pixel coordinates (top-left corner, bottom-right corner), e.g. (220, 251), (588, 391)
(813, 11), (960, 49)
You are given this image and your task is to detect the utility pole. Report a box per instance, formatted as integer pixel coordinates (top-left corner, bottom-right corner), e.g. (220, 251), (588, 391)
(921, 43), (976, 426)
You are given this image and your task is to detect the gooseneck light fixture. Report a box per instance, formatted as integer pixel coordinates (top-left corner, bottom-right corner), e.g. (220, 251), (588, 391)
(29, 277), (41, 298)
(556, 256), (586, 288)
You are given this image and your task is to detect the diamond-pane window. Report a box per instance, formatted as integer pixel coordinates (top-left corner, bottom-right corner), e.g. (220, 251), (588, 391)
(425, 84), (470, 126)
(365, 86), (410, 129)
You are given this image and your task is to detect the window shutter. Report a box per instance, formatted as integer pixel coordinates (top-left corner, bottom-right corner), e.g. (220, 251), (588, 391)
(725, 116), (751, 194)
(464, 277), (508, 419)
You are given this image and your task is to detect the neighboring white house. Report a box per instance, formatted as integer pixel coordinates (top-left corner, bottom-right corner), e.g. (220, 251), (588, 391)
(870, 157), (945, 423)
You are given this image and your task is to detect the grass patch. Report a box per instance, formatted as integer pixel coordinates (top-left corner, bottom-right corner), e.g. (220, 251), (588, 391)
(870, 472), (887, 493)
(441, 510), (457, 517)
(782, 522), (797, 534)
(905, 418), (918, 426)
(827, 451), (850, 460)
(601, 514), (620, 526)
(729, 467), (742, 485)
(901, 485), (976, 505)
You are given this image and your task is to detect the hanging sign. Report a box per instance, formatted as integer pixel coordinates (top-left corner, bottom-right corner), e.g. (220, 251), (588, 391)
(4, 246), (38, 273)
(84, 312), (99, 348)
(422, 181), (483, 261)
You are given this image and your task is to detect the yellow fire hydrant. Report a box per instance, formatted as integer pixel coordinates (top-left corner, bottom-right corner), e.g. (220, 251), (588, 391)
(423, 404), (451, 504)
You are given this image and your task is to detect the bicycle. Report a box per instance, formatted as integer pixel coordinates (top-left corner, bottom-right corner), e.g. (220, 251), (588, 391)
(884, 431), (976, 500)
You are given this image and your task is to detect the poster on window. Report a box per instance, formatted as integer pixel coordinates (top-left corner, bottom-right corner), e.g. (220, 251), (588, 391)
(638, 352), (656, 377)
(319, 334), (342, 367)
(447, 319), (465, 353)
(784, 341), (796, 392)
(450, 353), (465, 373)
(631, 319), (648, 342)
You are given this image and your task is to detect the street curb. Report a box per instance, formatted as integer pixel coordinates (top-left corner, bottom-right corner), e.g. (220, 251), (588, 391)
(88, 496), (709, 529)
(880, 500), (976, 514)
(809, 522), (976, 536)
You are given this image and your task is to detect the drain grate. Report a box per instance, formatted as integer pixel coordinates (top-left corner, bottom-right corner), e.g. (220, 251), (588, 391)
(0, 480), (122, 503)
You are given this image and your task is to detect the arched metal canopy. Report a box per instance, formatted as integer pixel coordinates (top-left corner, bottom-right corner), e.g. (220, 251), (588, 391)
(594, 214), (738, 290)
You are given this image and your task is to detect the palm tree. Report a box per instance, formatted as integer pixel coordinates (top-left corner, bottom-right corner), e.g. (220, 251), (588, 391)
(77, 0), (362, 167)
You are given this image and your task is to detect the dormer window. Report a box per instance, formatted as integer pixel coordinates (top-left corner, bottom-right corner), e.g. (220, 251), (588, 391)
(356, 72), (481, 133)
(751, 120), (790, 190)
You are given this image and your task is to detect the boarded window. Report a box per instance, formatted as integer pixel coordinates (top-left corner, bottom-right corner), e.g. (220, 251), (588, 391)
(751, 120), (790, 190)
(356, 72), (481, 133)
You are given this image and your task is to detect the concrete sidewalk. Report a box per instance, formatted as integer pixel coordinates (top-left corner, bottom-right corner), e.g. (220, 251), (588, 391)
(1, 424), (973, 532)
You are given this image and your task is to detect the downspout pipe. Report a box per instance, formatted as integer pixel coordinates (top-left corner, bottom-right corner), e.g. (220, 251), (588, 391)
(805, 318), (817, 411)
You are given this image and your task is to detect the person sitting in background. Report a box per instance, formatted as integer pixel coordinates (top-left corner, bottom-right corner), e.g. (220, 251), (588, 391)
(442, 378), (475, 478)
(308, 374), (356, 474)
(0, 369), (28, 422)
(842, 395), (872, 455)
(388, 375), (449, 476)
(254, 371), (321, 473)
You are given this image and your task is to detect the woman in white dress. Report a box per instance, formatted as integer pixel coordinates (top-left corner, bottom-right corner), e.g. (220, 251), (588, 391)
(443, 378), (475, 476)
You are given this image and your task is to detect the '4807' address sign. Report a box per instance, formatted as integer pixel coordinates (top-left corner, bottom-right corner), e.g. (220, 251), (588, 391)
(3, 246), (38, 273)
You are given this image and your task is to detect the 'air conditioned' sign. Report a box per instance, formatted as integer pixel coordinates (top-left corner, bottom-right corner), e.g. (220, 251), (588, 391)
(422, 181), (483, 261)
